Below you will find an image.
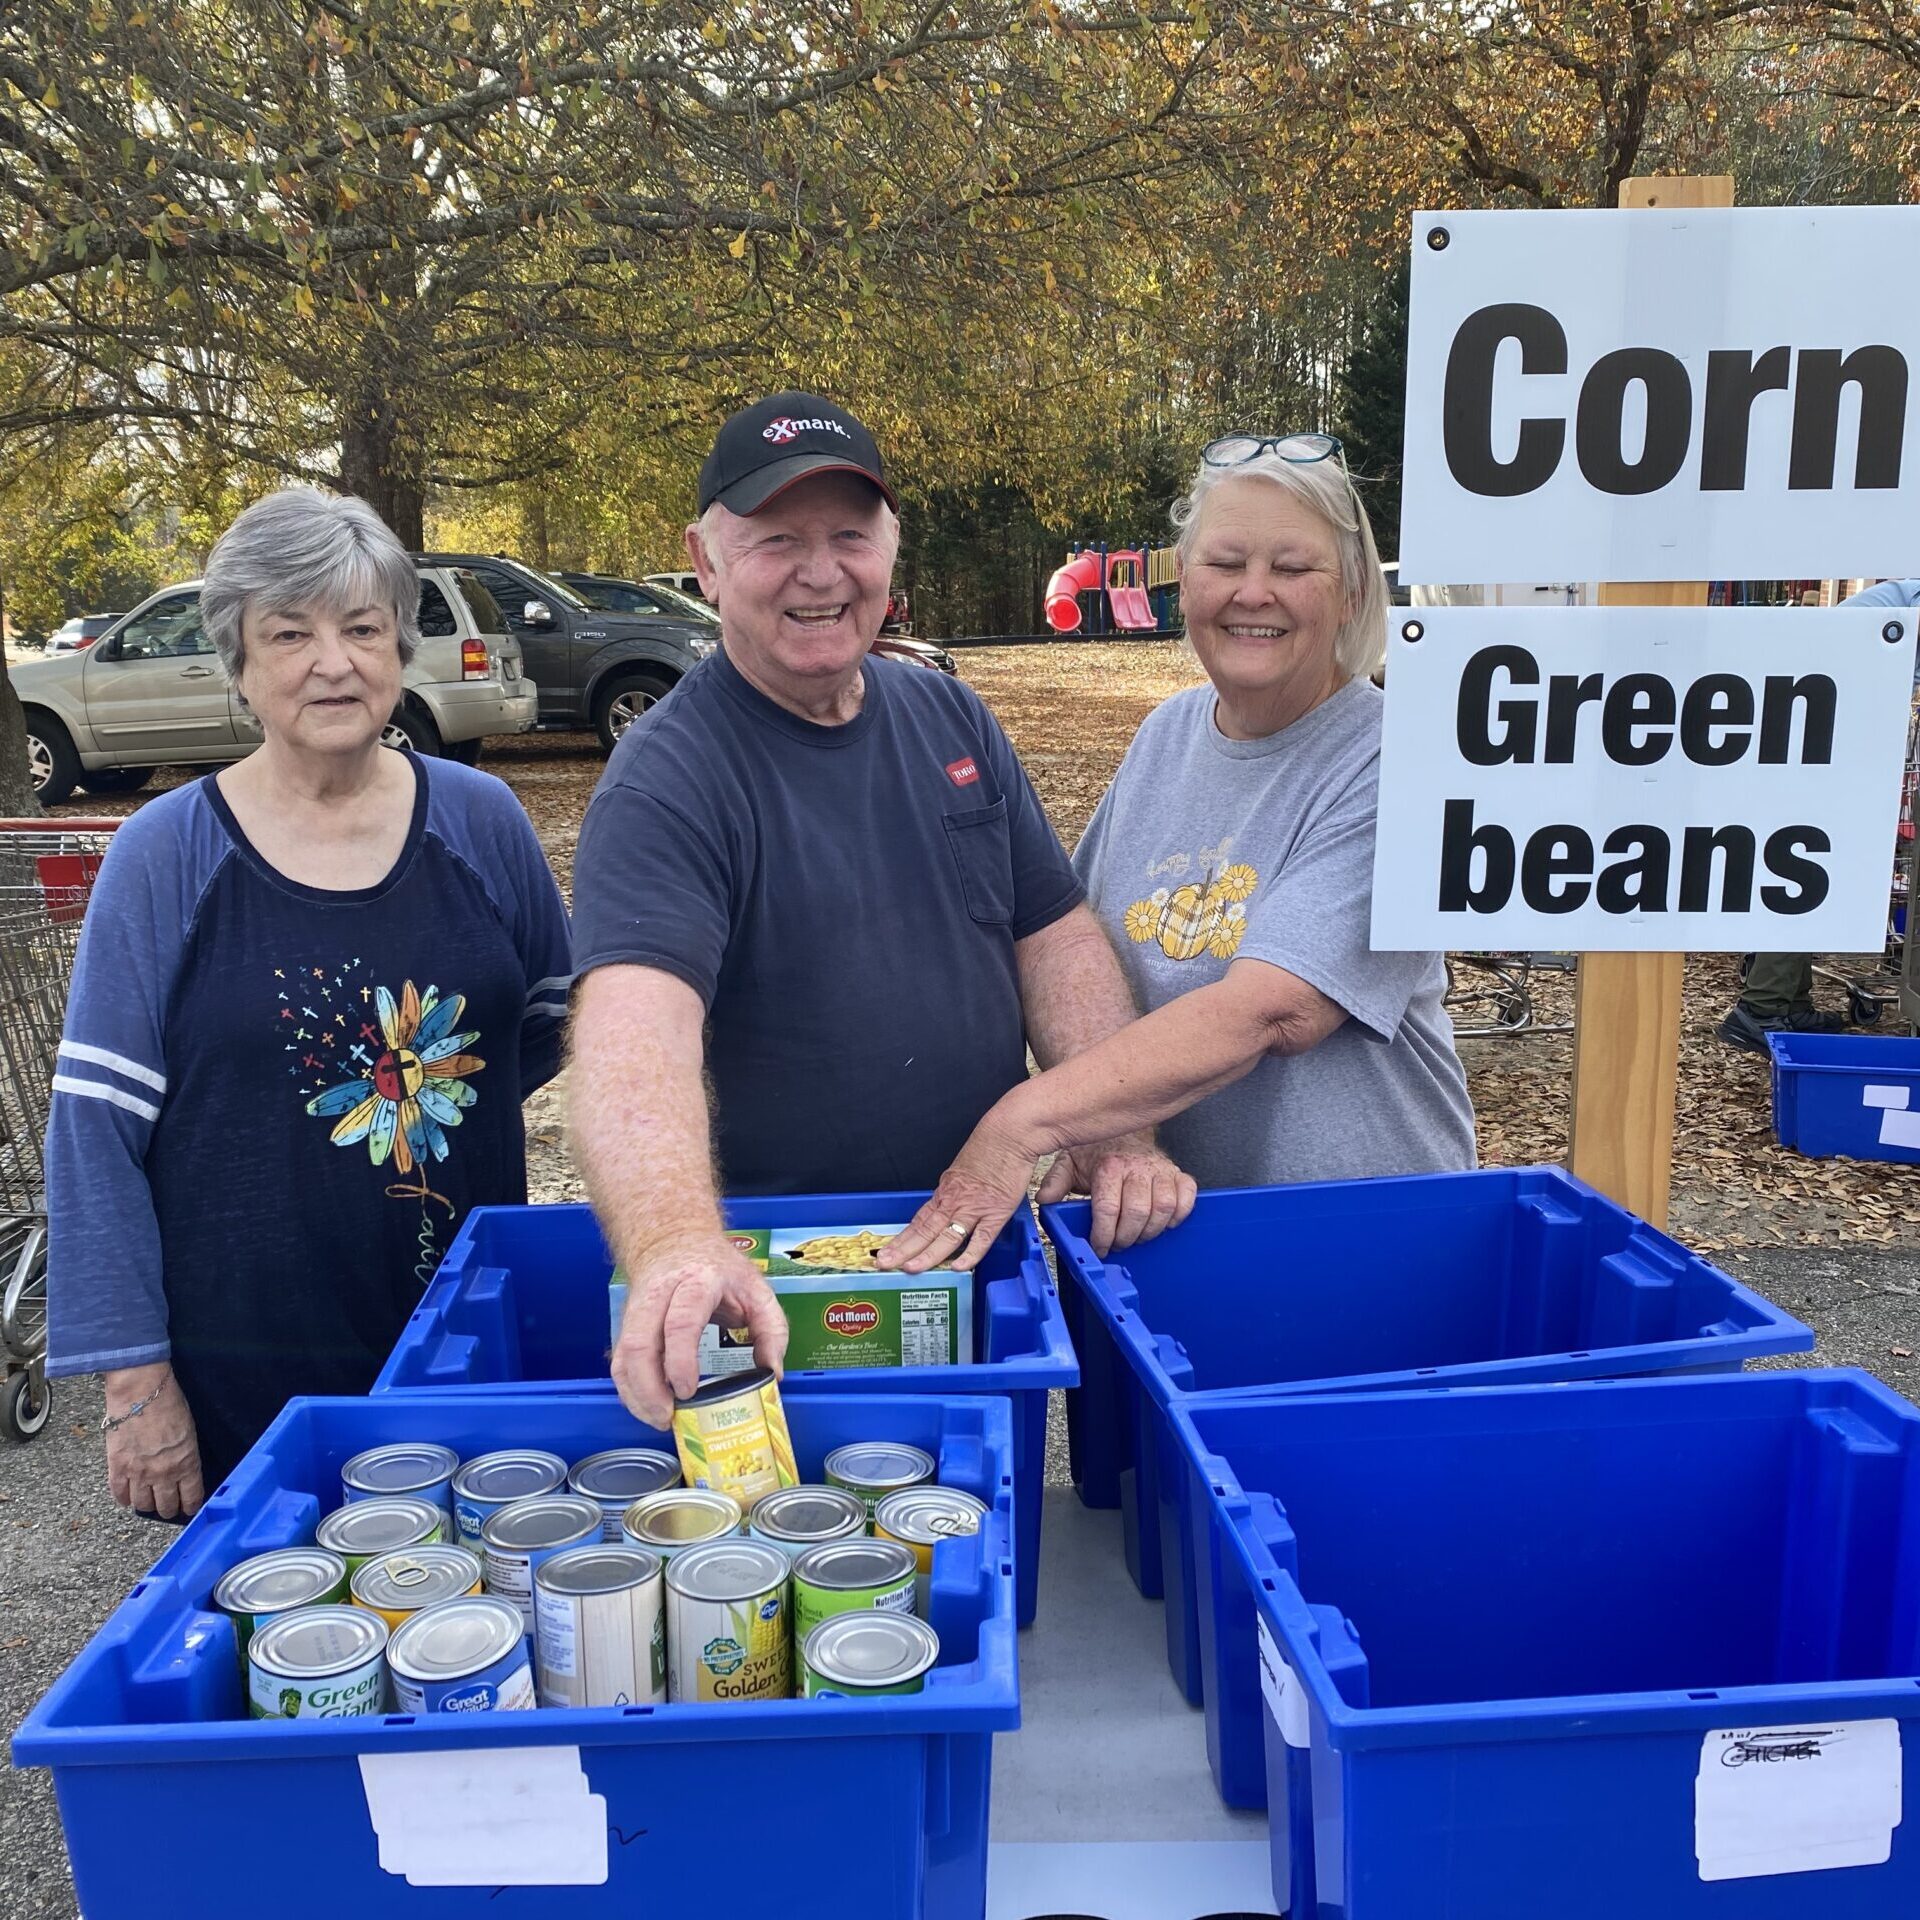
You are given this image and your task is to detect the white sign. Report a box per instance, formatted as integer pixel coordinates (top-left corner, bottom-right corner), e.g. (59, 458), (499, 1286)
(1695, 1721), (1901, 1882)
(1370, 606), (1916, 952)
(1399, 206), (1920, 584)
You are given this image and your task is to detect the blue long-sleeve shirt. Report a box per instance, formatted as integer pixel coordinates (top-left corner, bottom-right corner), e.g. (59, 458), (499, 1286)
(47, 755), (570, 1484)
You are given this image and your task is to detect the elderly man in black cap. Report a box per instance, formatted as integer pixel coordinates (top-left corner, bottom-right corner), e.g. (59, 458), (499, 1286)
(569, 393), (1195, 1424)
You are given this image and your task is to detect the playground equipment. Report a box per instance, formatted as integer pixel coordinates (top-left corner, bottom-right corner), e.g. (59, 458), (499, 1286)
(1044, 548), (1106, 632)
(1043, 541), (1181, 635)
(1105, 551), (1157, 630)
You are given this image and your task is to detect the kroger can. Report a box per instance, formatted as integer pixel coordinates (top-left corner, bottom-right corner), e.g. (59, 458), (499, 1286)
(568, 1448), (683, 1541)
(248, 1605), (387, 1719)
(481, 1494), (603, 1628)
(215, 1547), (348, 1677)
(621, 1487), (744, 1562)
(791, 1539), (920, 1663)
(672, 1368), (798, 1505)
(748, 1485), (866, 1554)
(534, 1544), (666, 1708)
(801, 1611), (939, 1699)
(451, 1449), (568, 1549)
(315, 1496), (445, 1576)
(665, 1538), (791, 1703)
(874, 1487), (989, 1613)
(340, 1442), (459, 1520)
(823, 1442), (935, 1523)
(350, 1544), (484, 1632)
(387, 1595), (536, 1714)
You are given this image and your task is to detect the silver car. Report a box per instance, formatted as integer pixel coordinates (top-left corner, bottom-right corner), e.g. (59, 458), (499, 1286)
(14, 564), (538, 805)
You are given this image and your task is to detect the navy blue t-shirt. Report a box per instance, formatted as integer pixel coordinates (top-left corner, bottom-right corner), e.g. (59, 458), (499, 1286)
(570, 647), (1082, 1193)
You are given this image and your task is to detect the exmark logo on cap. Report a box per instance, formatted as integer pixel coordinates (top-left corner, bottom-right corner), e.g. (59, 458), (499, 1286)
(762, 415), (853, 445)
(946, 757), (980, 787)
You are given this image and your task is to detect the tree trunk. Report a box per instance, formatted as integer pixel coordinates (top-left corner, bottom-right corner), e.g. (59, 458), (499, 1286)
(339, 386), (427, 548)
(0, 584), (43, 817)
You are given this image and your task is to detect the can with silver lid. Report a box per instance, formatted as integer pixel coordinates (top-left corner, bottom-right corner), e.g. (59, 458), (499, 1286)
(748, 1485), (867, 1554)
(568, 1448), (682, 1541)
(873, 1487), (989, 1614)
(315, 1496), (445, 1575)
(340, 1442), (458, 1519)
(350, 1544), (484, 1631)
(824, 1442), (936, 1522)
(481, 1493), (604, 1627)
(214, 1547), (348, 1677)
(451, 1449), (568, 1549)
(801, 1611), (939, 1699)
(665, 1538), (791, 1703)
(534, 1544), (665, 1708)
(386, 1595), (535, 1714)
(248, 1605), (388, 1719)
(672, 1367), (798, 1505)
(791, 1538), (919, 1659)
(620, 1487), (744, 1562)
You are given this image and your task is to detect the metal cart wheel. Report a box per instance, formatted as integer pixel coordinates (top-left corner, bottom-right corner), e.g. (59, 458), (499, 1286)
(1849, 984), (1885, 1027)
(2, 1365), (49, 1440)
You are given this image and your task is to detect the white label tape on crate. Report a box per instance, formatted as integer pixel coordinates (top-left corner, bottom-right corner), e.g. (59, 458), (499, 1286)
(1862, 1085), (1911, 1110)
(1256, 1618), (1310, 1750)
(1695, 1721), (1901, 1882)
(359, 1746), (608, 1886)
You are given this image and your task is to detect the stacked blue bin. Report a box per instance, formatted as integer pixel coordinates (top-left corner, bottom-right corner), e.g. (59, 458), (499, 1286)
(371, 1192), (1077, 1625)
(1045, 1165), (1816, 1804)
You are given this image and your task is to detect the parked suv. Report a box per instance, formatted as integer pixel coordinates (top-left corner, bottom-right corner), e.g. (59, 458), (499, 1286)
(43, 614), (124, 655)
(14, 565), (536, 805)
(421, 554), (715, 751)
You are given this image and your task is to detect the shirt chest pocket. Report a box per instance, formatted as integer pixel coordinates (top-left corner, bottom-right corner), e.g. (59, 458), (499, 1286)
(943, 797), (1015, 926)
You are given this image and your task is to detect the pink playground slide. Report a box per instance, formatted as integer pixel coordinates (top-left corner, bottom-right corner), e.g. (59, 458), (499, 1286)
(1105, 550), (1156, 630)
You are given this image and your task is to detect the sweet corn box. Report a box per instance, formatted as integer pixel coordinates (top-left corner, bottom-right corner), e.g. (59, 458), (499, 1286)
(610, 1224), (974, 1373)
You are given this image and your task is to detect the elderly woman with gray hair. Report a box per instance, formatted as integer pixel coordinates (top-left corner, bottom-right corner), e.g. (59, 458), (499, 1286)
(45, 488), (570, 1519)
(883, 433), (1475, 1273)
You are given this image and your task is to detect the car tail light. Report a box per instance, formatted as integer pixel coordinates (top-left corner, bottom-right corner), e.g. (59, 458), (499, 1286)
(461, 638), (490, 680)
(75, 636), (97, 648)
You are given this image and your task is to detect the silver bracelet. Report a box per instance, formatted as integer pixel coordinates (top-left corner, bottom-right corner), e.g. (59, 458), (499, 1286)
(100, 1376), (169, 1434)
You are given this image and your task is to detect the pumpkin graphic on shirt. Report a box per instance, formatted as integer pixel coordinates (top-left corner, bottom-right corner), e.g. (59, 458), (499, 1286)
(1123, 861), (1258, 964)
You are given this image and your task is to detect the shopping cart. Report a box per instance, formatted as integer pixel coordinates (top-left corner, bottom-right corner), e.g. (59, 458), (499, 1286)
(0, 819), (118, 1440)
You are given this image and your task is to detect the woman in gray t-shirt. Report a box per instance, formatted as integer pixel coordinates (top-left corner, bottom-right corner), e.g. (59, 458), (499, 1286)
(882, 434), (1475, 1272)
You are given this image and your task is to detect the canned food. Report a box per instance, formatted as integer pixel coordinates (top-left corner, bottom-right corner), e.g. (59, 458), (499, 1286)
(534, 1544), (666, 1708)
(873, 1487), (989, 1613)
(672, 1368), (798, 1505)
(315, 1496), (445, 1575)
(568, 1448), (683, 1541)
(620, 1488), (744, 1562)
(451, 1450), (569, 1549)
(480, 1494), (604, 1627)
(349, 1544), (484, 1631)
(791, 1539), (919, 1660)
(664, 1538), (791, 1703)
(214, 1547), (349, 1676)
(801, 1612), (939, 1699)
(248, 1605), (387, 1719)
(387, 1595), (536, 1713)
(340, 1442), (459, 1518)
(823, 1442), (936, 1522)
(748, 1485), (867, 1553)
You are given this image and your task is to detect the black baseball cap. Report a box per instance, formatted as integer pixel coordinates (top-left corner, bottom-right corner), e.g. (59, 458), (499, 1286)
(697, 393), (897, 516)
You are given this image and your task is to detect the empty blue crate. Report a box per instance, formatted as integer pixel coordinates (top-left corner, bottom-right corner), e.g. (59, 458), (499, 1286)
(1180, 1370), (1920, 1920)
(373, 1193), (1076, 1625)
(1045, 1165), (1814, 1764)
(13, 1390), (1018, 1920)
(1769, 1031), (1920, 1165)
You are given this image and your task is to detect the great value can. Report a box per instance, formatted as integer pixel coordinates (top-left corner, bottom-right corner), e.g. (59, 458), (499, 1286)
(672, 1368), (798, 1505)
(451, 1450), (569, 1549)
(248, 1605), (388, 1719)
(534, 1544), (666, 1707)
(215, 1547), (349, 1678)
(315, 1496), (445, 1576)
(620, 1488), (744, 1562)
(568, 1448), (683, 1542)
(340, 1442), (459, 1520)
(801, 1611), (939, 1699)
(349, 1544), (484, 1631)
(823, 1442), (936, 1523)
(665, 1538), (791, 1703)
(387, 1595), (536, 1714)
(748, 1485), (867, 1554)
(481, 1494), (604, 1628)
(874, 1487), (989, 1613)
(791, 1538), (920, 1662)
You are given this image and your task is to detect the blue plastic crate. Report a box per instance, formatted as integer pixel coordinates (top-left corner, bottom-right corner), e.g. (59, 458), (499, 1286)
(1769, 1032), (1920, 1165)
(13, 1391), (1018, 1920)
(1177, 1370), (1920, 1919)
(1045, 1165), (1815, 1785)
(371, 1195), (1077, 1625)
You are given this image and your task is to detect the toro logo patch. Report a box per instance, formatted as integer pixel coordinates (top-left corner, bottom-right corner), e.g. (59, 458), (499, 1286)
(825, 1300), (881, 1338)
(762, 415), (851, 445)
(945, 756), (980, 788)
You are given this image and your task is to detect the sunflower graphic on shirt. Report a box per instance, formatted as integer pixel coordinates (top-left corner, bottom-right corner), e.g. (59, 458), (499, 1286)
(1124, 861), (1258, 962)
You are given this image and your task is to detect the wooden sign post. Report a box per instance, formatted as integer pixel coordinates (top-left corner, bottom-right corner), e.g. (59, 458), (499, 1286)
(1565, 174), (1736, 1226)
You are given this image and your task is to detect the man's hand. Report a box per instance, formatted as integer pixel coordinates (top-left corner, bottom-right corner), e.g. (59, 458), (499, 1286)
(878, 1111), (1045, 1275)
(611, 1233), (790, 1429)
(1035, 1139), (1198, 1256)
(104, 1363), (204, 1520)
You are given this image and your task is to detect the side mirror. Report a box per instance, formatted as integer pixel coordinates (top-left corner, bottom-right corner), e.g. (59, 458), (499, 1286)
(522, 599), (555, 628)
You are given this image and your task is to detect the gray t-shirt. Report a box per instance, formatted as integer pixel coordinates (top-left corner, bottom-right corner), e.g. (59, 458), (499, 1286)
(1073, 677), (1476, 1188)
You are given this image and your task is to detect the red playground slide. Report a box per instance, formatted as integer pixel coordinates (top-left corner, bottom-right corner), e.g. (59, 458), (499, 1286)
(1106, 550), (1157, 630)
(1043, 549), (1106, 633)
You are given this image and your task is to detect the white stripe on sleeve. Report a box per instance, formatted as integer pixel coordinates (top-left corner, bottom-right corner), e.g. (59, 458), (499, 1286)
(57, 1041), (167, 1093)
(527, 974), (574, 996)
(52, 1074), (162, 1124)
